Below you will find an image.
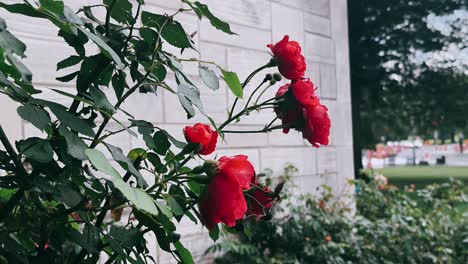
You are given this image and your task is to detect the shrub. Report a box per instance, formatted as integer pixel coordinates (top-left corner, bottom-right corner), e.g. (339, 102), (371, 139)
(210, 177), (468, 264)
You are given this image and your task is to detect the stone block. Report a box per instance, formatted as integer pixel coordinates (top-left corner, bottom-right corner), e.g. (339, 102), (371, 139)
(200, 0), (271, 30)
(304, 13), (331, 36)
(271, 3), (304, 45)
(200, 20), (271, 51)
(319, 63), (337, 99)
(305, 33), (335, 61)
(260, 147), (317, 176)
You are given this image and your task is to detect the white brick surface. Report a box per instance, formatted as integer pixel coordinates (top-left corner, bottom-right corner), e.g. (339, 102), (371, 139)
(200, 0), (271, 30)
(271, 3), (304, 45)
(0, 0), (354, 261)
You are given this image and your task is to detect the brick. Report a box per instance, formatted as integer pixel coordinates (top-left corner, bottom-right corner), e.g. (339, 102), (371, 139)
(260, 147), (317, 176)
(316, 146), (337, 175)
(272, 0), (330, 17)
(307, 60), (321, 89)
(267, 127), (305, 147)
(330, 0), (352, 103)
(200, 20), (271, 51)
(304, 13), (331, 36)
(304, 33), (335, 61)
(271, 3), (304, 45)
(333, 104), (354, 147)
(199, 0), (271, 30)
(219, 126), (269, 148)
(319, 63), (337, 99)
(293, 174), (327, 195)
(199, 41), (227, 69)
(118, 90), (164, 123)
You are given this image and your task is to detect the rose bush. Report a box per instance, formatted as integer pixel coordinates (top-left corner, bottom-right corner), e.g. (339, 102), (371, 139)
(0, 1), (330, 263)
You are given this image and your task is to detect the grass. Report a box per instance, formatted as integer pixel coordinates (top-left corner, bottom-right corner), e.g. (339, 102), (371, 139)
(368, 166), (468, 188)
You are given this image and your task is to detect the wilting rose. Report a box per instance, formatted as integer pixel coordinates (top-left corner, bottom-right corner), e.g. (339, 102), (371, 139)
(200, 155), (256, 230)
(246, 185), (273, 219)
(268, 35), (306, 80)
(183, 123), (218, 155)
(303, 103), (331, 147)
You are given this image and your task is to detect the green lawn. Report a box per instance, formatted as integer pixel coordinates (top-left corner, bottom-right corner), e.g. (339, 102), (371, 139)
(369, 166), (468, 188)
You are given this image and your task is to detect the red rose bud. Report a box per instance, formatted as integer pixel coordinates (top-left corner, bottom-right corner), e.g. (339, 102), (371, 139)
(183, 123), (218, 155)
(199, 155), (256, 230)
(325, 236), (332, 242)
(290, 79), (320, 106)
(246, 185), (274, 219)
(267, 35), (306, 80)
(303, 103), (331, 147)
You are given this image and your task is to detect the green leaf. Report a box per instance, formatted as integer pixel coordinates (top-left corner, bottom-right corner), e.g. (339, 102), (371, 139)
(141, 12), (193, 49)
(77, 27), (123, 68)
(113, 179), (159, 216)
(112, 71), (127, 99)
(192, 1), (236, 35)
(56, 71), (79, 82)
(106, 144), (148, 188)
(0, 18), (26, 56)
(222, 70), (243, 98)
(103, 0), (133, 25)
(85, 149), (120, 178)
(156, 201), (173, 219)
(58, 125), (87, 160)
(177, 81), (207, 118)
(166, 196), (184, 216)
(17, 104), (50, 131)
(89, 86), (116, 113)
(152, 131), (170, 155)
(174, 241), (195, 264)
(57, 55), (82, 70)
(209, 224), (220, 241)
(39, 0), (64, 15)
(18, 137), (53, 163)
(0, 3), (45, 19)
(109, 226), (143, 248)
(131, 119), (156, 149)
(48, 103), (95, 137)
(67, 224), (99, 253)
(85, 149), (158, 215)
(199, 66), (219, 90)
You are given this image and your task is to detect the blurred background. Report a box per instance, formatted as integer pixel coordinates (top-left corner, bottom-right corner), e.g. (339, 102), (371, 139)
(348, 0), (468, 188)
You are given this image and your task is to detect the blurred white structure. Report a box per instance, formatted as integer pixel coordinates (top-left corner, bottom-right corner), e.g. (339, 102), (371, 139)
(0, 0), (354, 262)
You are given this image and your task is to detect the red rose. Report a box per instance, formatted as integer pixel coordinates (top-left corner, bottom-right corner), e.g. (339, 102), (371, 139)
(325, 236), (332, 242)
(246, 185), (273, 219)
(303, 103), (331, 147)
(268, 35), (306, 80)
(290, 79), (319, 106)
(199, 155), (256, 230)
(200, 170), (247, 230)
(275, 84), (302, 133)
(218, 155), (256, 190)
(183, 123), (218, 155)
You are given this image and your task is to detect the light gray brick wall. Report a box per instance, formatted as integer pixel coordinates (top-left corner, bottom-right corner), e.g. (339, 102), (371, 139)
(0, 0), (354, 262)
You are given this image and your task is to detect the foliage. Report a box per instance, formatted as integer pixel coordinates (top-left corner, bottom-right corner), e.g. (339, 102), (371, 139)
(211, 177), (468, 264)
(0, 0), (325, 263)
(348, 0), (468, 174)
